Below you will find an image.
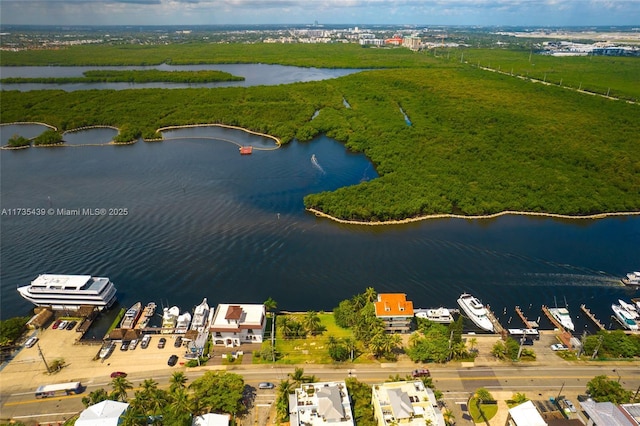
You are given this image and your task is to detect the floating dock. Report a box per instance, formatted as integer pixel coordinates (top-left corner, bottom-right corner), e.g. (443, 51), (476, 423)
(580, 304), (605, 331)
(515, 306), (539, 329)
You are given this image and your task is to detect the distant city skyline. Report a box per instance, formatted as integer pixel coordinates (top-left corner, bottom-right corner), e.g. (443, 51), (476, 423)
(1, 0), (639, 27)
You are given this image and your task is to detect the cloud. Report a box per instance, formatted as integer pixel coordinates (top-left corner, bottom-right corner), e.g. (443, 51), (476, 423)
(1, 0), (638, 25)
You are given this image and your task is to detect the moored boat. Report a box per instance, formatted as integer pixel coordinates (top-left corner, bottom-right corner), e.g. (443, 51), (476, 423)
(120, 302), (142, 329)
(612, 304), (639, 331)
(618, 299), (639, 319)
(99, 341), (116, 359)
(135, 302), (157, 329)
(457, 293), (494, 332)
(548, 307), (575, 332)
(17, 274), (117, 312)
(622, 272), (640, 287)
(190, 298), (210, 332)
(415, 307), (455, 324)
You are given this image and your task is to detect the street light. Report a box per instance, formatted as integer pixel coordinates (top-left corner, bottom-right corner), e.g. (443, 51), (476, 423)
(613, 369), (621, 383)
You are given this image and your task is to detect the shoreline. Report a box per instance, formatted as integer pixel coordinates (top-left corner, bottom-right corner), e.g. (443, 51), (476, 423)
(306, 207), (640, 225)
(1, 122), (282, 150)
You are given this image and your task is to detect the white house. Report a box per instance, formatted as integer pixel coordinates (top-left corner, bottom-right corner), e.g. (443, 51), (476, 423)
(210, 303), (266, 347)
(289, 381), (354, 426)
(192, 413), (231, 426)
(371, 381), (445, 426)
(75, 400), (129, 426)
(507, 400), (547, 426)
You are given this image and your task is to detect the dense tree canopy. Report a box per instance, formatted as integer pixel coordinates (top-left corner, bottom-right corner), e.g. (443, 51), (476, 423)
(2, 44), (639, 222)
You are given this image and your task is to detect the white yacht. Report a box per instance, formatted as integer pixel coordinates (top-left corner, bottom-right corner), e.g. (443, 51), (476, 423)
(17, 274), (117, 311)
(161, 306), (180, 334)
(612, 304), (639, 331)
(175, 312), (192, 334)
(618, 299), (639, 319)
(120, 302), (142, 329)
(548, 307), (575, 332)
(621, 272), (640, 287)
(457, 293), (494, 332)
(190, 298), (211, 332)
(415, 307), (454, 324)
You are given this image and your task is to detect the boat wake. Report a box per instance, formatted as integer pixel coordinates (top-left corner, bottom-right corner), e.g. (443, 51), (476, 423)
(311, 154), (325, 174)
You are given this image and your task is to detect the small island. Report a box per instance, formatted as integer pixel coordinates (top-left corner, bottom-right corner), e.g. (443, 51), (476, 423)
(0, 69), (245, 84)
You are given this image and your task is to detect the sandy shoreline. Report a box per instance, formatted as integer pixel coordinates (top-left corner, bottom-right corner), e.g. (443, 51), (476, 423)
(307, 207), (640, 225)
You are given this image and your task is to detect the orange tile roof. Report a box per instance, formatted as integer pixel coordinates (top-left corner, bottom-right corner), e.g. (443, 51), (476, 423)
(374, 293), (414, 317)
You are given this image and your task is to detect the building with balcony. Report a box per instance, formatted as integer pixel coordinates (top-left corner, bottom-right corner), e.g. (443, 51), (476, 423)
(371, 381), (445, 426)
(210, 303), (266, 347)
(289, 381), (354, 426)
(374, 293), (414, 333)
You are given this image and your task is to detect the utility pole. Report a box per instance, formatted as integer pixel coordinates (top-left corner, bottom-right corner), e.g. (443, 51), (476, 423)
(37, 343), (52, 373)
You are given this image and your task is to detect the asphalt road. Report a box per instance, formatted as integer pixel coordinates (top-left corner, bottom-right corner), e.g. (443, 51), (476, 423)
(2, 364), (639, 425)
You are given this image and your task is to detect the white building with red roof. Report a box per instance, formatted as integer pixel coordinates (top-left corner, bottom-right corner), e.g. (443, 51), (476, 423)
(210, 303), (266, 347)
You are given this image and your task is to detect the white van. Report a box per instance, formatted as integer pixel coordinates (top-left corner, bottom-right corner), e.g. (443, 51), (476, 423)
(25, 336), (39, 348)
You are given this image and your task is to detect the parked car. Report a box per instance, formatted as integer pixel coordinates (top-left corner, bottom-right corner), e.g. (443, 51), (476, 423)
(522, 338), (534, 346)
(258, 382), (274, 390)
(66, 320), (77, 330)
(24, 336), (38, 348)
(167, 355), (178, 366)
(564, 399), (577, 413)
(110, 371), (127, 378)
(158, 337), (166, 349)
(174, 336), (183, 348)
(129, 339), (138, 350)
(551, 344), (568, 351)
(412, 369), (431, 378)
(52, 320), (62, 329)
(58, 320), (68, 330)
(140, 335), (151, 349)
(120, 341), (129, 351)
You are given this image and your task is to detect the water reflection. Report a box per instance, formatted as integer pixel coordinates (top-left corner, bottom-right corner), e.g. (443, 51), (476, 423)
(0, 64), (364, 92)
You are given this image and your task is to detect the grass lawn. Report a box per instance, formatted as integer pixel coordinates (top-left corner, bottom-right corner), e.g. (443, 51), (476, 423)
(468, 398), (498, 423)
(256, 312), (369, 364)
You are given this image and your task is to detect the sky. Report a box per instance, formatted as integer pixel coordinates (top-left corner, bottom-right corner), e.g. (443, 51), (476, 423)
(1, 0), (639, 27)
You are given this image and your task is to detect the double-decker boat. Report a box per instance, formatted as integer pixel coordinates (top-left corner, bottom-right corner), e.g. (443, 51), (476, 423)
(612, 304), (639, 331)
(17, 274), (117, 311)
(548, 307), (575, 332)
(457, 293), (494, 332)
(415, 307), (454, 324)
(120, 302), (142, 329)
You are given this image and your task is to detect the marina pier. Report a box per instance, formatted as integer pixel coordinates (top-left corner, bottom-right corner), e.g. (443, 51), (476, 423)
(580, 304), (605, 331)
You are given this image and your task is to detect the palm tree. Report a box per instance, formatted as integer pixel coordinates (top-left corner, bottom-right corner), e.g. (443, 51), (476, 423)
(169, 371), (188, 394)
(264, 297), (278, 349)
(81, 387), (110, 408)
(276, 379), (294, 422)
(326, 335), (339, 349)
(164, 387), (194, 425)
(278, 315), (294, 339)
(119, 405), (146, 426)
(288, 367), (307, 387)
(443, 408), (455, 426)
(343, 337), (357, 362)
(302, 311), (322, 336)
(140, 378), (159, 394)
(468, 337), (478, 351)
(364, 287), (377, 303)
(110, 376), (133, 402)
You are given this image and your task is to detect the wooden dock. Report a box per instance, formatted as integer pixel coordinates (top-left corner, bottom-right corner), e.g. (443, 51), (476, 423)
(580, 304), (605, 331)
(542, 305), (566, 331)
(485, 305), (504, 335)
(515, 306), (539, 329)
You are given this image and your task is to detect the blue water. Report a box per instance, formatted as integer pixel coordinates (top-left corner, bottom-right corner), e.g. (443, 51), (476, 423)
(1, 124), (639, 337)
